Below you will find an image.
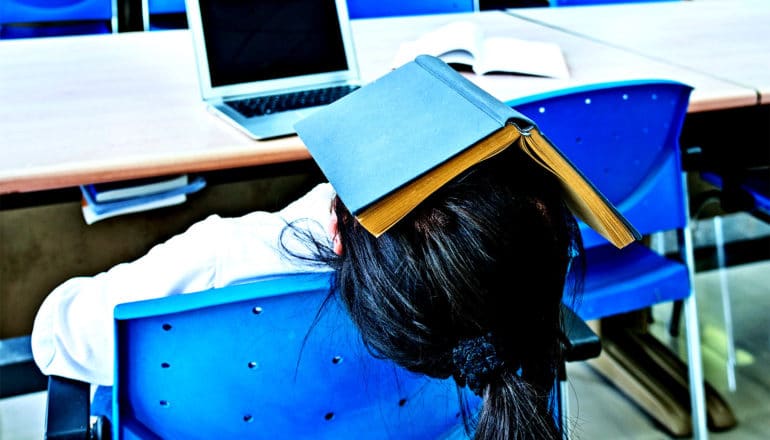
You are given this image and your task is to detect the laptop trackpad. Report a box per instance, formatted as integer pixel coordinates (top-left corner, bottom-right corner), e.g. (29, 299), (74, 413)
(250, 110), (307, 138)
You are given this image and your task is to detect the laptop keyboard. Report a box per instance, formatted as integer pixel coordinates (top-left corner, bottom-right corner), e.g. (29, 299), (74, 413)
(226, 85), (360, 118)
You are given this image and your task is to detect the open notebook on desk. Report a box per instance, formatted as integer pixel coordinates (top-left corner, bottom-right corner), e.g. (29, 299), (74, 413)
(186, 0), (362, 140)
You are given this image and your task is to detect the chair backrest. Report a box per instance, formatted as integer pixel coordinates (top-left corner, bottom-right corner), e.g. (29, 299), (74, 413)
(144, 0), (187, 30)
(147, 0), (185, 15)
(112, 271), (473, 439)
(0, 0), (114, 38)
(507, 80), (693, 248)
(346, 0), (476, 19)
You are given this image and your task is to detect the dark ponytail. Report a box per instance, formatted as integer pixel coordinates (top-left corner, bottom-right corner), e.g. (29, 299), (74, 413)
(475, 373), (560, 439)
(288, 146), (582, 439)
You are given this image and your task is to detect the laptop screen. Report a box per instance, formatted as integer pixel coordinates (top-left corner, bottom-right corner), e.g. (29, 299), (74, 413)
(197, 0), (350, 88)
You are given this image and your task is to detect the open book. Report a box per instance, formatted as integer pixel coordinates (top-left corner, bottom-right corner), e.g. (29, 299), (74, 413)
(393, 20), (569, 79)
(294, 55), (638, 249)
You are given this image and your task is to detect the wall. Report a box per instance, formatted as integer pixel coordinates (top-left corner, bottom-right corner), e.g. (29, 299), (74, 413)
(0, 163), (324, 339)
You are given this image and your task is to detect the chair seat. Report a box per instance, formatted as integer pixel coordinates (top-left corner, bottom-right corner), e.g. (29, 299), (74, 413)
(0, 0), (113, 39)
(574, 242), (690, 321)
(0, 21), (110, 38)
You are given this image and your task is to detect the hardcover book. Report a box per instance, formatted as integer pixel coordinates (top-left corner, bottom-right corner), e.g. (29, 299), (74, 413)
(79, 177), (207, 224)
(294, 55), (639, 249)
(85, 174), (190, 202)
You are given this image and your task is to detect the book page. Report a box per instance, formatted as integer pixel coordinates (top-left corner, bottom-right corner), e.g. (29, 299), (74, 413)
(392, 21), (483, 69)
(476, 37), (570, 79)
(519, 130), (638, 248)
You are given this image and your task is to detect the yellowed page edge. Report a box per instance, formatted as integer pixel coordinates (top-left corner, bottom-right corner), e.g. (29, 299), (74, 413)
(358, 125), (521, 237)
(520, 130), (635, 248)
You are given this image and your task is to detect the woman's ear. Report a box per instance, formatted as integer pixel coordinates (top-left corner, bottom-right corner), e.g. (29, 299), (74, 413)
(327, 210), (343, 255)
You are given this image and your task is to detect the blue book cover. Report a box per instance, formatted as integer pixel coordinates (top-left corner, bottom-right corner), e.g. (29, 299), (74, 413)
(294, 55), (639, 248)
(80, 176), (207, 215)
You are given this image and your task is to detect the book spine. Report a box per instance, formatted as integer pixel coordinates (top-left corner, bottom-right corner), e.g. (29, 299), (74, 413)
(414, 54), (535, 130)
(91, 174), (189, 202)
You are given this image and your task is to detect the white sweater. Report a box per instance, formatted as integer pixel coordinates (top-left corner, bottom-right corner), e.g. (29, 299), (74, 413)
(31, 183), (335, 385)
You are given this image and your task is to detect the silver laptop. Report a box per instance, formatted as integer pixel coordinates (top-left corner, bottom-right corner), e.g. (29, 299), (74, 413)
(186, 0), (362, 140)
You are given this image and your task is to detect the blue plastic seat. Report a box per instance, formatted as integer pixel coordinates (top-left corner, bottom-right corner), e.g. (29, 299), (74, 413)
(507, 80), (714, 438)
(0, 0), (114, 39)
(346, 0), (476, 19)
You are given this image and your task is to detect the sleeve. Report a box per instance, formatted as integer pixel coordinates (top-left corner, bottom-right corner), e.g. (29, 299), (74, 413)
(31, 182), (335, 385)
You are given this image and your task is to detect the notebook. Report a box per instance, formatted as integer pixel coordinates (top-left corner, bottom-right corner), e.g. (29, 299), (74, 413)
(185, 0), (362, 140)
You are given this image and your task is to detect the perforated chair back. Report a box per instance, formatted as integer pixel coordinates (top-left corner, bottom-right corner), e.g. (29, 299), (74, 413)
(0, 0), (114, 38)
(508, 80), (714, 438)
(508, 80), (692, 249)
(346, 0), (476, 19)
(112, 271), (471, 440)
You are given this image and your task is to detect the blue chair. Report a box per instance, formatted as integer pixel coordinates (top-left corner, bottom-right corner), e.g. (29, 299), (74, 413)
(144, 0), (186, 31)
(0, 0), (114, 39)
(346, 0), (476, 19)
(507, 80), (723, 438)
(44, 270), (599, 438)
(45, 272), (475, 439)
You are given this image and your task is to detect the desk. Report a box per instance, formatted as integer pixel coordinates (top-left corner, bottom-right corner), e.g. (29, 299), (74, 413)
(509, 0), (770, 104)
(0, 31), (310, 195)
(352, 10), (756, 112)
(0, 10), (757, 195)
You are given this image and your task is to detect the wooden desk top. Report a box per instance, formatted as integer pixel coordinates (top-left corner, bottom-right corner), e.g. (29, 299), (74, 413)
(0, 31), (311, 195)
(0, 11), (757, 195)
(509, 0), (770, 105)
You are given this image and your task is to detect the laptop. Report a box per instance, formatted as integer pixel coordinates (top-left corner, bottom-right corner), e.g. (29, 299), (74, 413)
(185, 0), (362, 140)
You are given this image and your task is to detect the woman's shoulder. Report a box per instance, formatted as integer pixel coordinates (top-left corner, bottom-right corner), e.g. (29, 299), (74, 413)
(277, 182), (335, 221)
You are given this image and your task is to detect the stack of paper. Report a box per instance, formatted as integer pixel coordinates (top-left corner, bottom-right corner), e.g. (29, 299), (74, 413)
(79, 175), (207, 224)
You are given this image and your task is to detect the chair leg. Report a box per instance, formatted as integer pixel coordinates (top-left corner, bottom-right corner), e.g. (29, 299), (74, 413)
(45, 376), (91, 440)
(683, 294), (708, 439)
(681, 220), (709, 440)
(713, 215), (737, 391)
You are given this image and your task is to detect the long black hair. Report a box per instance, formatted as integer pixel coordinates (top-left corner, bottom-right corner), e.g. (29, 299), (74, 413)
(284, 146), (583, 439)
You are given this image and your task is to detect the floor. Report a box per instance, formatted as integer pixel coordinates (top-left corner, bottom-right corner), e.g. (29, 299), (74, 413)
(1, 212), (768, 439)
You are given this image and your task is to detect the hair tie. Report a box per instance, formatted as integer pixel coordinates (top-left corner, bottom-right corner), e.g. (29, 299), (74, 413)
(451, 333), (504, 396)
